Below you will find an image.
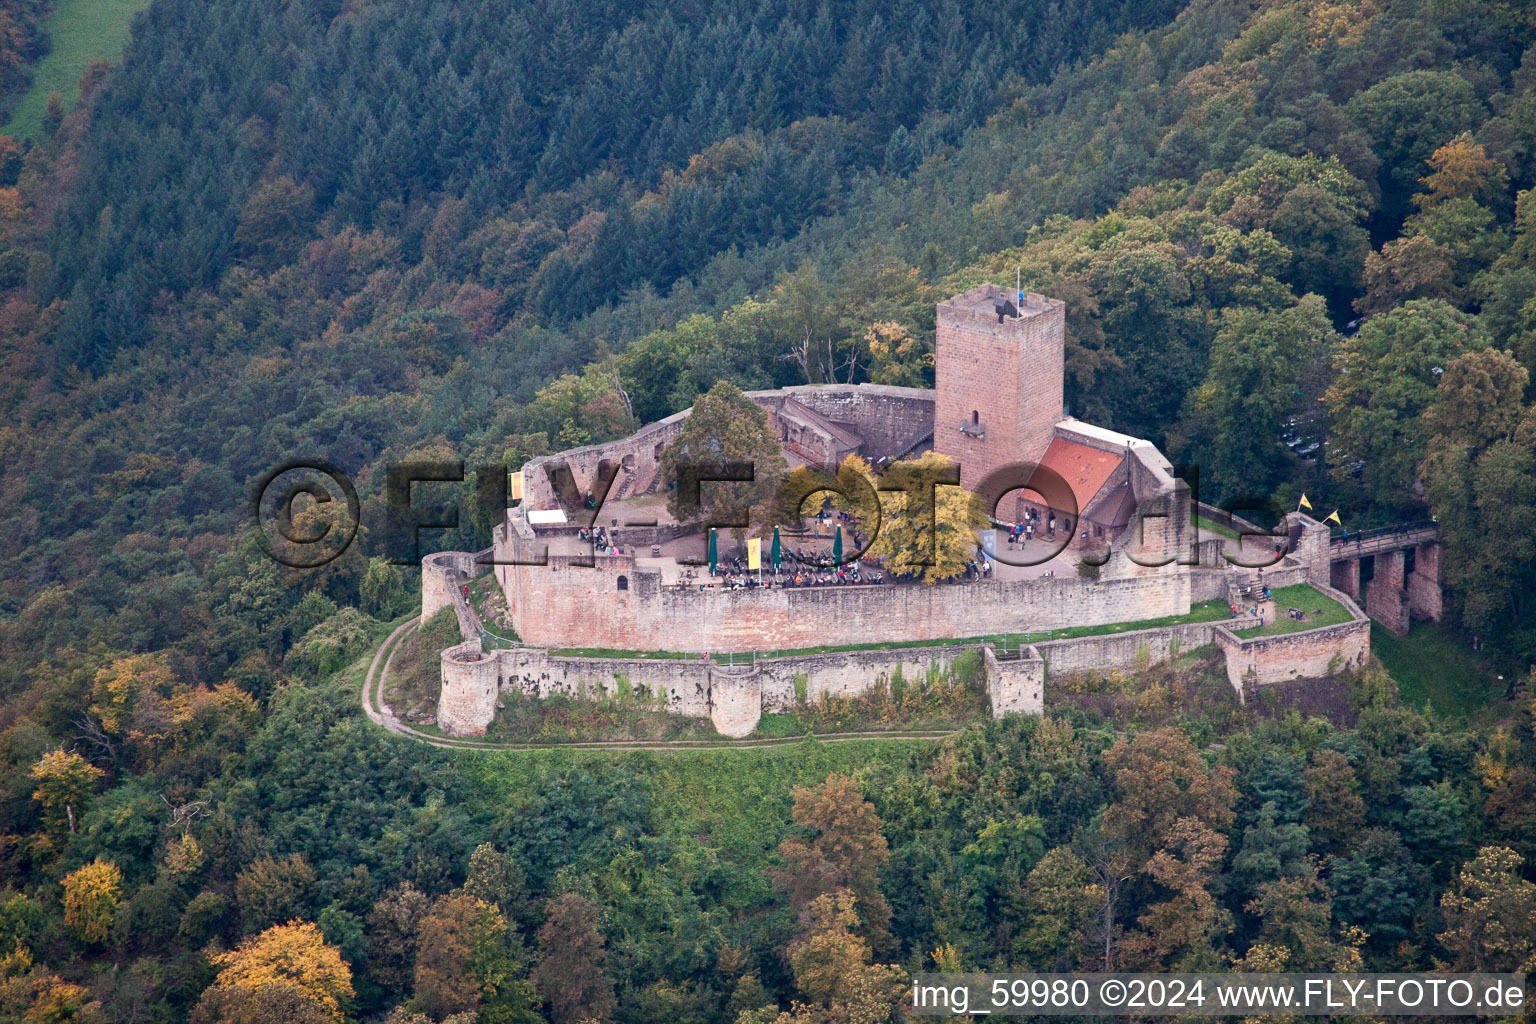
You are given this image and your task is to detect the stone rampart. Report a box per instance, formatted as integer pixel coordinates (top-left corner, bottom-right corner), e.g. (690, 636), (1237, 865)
(436, 638), (1037, 737)
(1032, 615), (1258, 678)
(431, 591), (1359, 737)
(752, 644), (988, 710)
(495, 542), (1194, 652)
(1213, 583), (1370, 695)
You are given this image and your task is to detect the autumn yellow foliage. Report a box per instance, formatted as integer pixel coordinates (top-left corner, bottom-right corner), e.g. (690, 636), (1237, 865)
(28, 750), (104, 835)
(62, 861), (123, 944)
(204, 921), (354, 1024)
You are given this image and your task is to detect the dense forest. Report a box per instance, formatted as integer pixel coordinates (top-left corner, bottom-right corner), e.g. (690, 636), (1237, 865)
(1, 0), (1536, 1019)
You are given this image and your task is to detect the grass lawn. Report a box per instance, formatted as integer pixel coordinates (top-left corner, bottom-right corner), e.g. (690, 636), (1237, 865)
(1233, 584), (1354, 638)
(551, 646), (694, 660)
(1193, 514), (1240, 541)
(3, 0), (152, 139)
(1371, 620), (1503, 723)
(555, 599), (1234, 661)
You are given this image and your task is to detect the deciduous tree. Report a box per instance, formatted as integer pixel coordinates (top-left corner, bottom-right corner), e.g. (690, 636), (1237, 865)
(776, 773), (893, 949)
(195, 921), (354, 1024)
(62, 860), (123, 944)
(532, 894), (613, 1024)
(862, 453), (986, 585)
(1325, 300), (1487, 505)
(29, 750), (104, 836)
(1437, 846), (1536, 971)
(661, 380), (787, 537)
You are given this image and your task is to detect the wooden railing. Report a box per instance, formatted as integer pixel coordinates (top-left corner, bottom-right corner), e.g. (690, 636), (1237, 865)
(1329, 520), (1437, 559)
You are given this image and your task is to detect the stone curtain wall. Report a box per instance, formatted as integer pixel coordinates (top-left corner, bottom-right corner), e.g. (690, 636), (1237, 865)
(1190, 568), (1231, 603)
(433, 552), (1361, 736)
(440, 639), (1046, 737)
(495, 541), (1194, 652)
(786, 385), (935, 457)
(753, 644), (992, 709)
(422, 551), (479, 630)
(489, 642), (1002, 712)
(520, 410), (690, 511)
(516, 383), (937, 514)
(1215, 618), (1370, 694)
(1032, 616), (1259, 677)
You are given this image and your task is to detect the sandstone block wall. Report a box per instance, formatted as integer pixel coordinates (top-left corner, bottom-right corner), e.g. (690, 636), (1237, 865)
(1032, 616), (1257, 677)
(436, 639), (1024, 737)
(1255, 564), (1310, 589)
(788, 385), (934, 456)
(1286, 513), (1332, 586)
(1216, 618), (1370, 694)
(432, 571), (1362, 736)
(709, 669), (763, 737)
(422, 550), (477, 625)
(521, 410), (691, 511)
(1365, 548), (1409, 635)
(753, 644), (987, 710)
(1331, 558), (1360, 601)
(1407, 542), (1443, 621)
(494, 534), (1193, 653)
(1190, 568), (1231, 603)
(985, 646), (1045, 716)
(495, 647), (712, 714)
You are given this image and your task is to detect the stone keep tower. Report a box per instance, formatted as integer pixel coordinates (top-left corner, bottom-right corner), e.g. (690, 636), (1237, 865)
(934, 283), (1066, 492)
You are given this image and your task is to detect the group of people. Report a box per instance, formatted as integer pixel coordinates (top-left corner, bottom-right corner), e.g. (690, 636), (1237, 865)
(577, 525), (618, 555)
(785, 564), (882, 587)
(1004, 508), (1070, 549)
(705, 562), (885, 589)
(1229, 603), (1267, 626)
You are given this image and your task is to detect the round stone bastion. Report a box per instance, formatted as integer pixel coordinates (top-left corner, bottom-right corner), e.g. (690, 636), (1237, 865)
(438, 641), (498, 736)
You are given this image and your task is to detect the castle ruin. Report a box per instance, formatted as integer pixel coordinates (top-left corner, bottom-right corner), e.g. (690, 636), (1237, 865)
(422, 284), (1415, 737)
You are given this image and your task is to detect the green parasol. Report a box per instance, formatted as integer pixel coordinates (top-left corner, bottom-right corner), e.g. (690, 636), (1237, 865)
(832, 524), (843, 564)
(708, 528), (718, 574)
(771, 525), (781, 571)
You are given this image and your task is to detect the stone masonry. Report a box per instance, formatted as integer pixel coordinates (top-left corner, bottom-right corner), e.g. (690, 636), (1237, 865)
(934, 284), (1066, 493)
(427, 285), (1387, 737)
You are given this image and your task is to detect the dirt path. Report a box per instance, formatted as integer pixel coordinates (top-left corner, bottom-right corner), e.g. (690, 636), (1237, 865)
(361, 621), (959, 752)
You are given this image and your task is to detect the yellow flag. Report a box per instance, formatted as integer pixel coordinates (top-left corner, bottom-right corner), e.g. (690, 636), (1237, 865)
(1298, 493), (1312, 510)
(747, 538), (761, 570)
(510, 470), (524, 501)
(1324, 510), (1342, 525)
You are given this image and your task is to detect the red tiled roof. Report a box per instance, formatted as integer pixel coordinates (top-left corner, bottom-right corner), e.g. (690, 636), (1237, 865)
(1024, 437), (1125, 514)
